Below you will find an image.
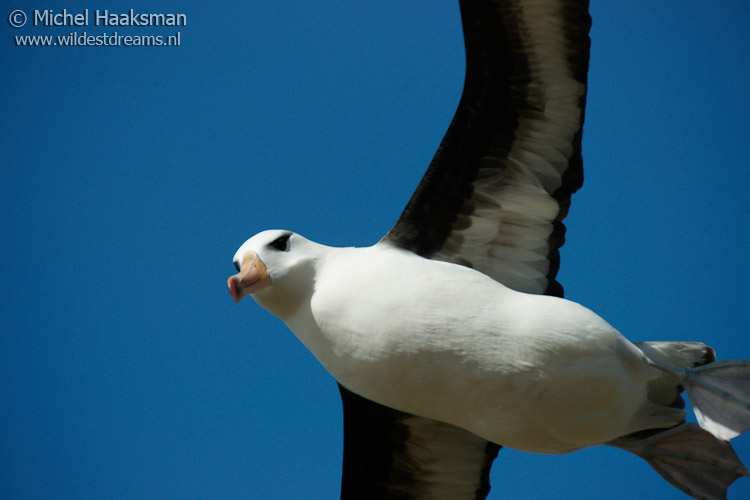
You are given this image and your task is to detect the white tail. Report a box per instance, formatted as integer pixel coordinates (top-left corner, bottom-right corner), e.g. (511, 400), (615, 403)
(684, 359), (750, 441)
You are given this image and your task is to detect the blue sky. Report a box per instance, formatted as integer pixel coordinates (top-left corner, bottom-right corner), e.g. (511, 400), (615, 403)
(2, 1), (749, 499)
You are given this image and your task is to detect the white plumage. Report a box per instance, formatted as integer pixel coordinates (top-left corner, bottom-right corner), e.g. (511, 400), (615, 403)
(227, 2), (750, 498)
(229, 230), (743, 455)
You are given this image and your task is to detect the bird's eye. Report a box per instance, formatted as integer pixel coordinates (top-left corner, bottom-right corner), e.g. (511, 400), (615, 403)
(268, 234), (291, 251)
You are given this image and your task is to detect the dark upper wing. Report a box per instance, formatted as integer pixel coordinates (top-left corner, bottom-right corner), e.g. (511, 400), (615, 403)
(340, 1), (591, 498)
(381, 0), (590, 297)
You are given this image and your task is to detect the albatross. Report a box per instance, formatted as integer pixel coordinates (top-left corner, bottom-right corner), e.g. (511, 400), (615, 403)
(228, 1), (750, 498)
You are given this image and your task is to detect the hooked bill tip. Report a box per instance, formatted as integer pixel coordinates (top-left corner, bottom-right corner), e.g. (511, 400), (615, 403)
(227, 276), (241, 304)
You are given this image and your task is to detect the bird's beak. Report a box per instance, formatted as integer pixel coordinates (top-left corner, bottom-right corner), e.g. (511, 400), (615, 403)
(227, 251), (271, 304)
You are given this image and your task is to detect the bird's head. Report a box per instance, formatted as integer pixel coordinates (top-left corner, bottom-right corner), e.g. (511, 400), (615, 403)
(228, 230), (319, 318)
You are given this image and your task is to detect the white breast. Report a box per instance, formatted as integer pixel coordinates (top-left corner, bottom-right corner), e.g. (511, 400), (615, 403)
(284, 245), (660, 453)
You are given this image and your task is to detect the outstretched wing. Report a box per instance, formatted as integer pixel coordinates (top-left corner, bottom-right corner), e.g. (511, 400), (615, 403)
(339, 385), (500, 500)
(382, 0), (590, 297)
(340, 1), (591, 498)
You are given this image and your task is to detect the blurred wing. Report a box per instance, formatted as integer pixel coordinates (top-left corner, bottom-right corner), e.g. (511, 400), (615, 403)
(341, 0), (591, 498)
(381, 0), (590, 297)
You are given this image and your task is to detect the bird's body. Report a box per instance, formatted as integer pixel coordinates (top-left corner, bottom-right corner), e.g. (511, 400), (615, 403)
(242, 233), (686, 454)
(228, 1), (750, 497)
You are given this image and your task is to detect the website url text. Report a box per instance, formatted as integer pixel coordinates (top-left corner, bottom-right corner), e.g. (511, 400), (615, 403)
(15, 31), (181, 47)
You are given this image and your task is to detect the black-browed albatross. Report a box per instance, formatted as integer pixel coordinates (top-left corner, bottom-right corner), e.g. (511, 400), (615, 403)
(228, 1), (750, 499)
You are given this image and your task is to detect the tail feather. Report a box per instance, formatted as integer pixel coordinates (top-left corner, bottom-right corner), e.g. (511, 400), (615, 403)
(637, 341), (715, 409)
(636, 341), (715, 368)
(685, 360), (750, 441)
(608, 423), (748, 500)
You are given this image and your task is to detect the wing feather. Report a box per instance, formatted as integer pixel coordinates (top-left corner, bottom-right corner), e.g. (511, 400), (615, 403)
(339, 385), (500, 500)
(381, 0), (590, 297)
(342, 1), (591, 498)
